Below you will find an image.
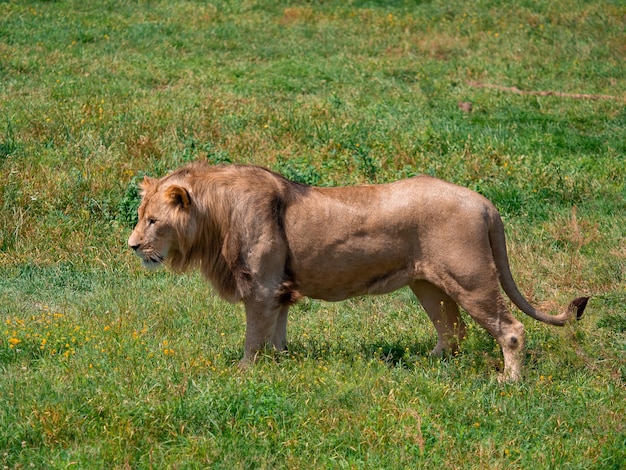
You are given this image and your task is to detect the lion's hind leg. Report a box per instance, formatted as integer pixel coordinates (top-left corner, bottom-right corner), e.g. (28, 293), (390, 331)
(410, 281), (466, 357)
(456, 291), (526, 382)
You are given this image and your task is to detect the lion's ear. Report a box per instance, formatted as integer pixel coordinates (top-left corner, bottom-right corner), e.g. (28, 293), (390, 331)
(139, 176), (157, 195)
(140, 175), (157, 189)
(165, 185), (191, 210)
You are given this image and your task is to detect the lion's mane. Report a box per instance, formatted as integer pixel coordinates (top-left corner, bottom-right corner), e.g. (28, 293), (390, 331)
(147, 163), (305, 303)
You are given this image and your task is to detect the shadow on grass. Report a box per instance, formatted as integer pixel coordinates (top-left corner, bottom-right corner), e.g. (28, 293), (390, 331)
(221, 337), (458, 370)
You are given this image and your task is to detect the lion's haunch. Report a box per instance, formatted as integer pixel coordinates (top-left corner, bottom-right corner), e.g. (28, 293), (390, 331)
(128, 162), (589, 382)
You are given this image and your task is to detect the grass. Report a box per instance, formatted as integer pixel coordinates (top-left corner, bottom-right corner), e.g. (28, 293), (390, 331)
(1, 0), (625, 467)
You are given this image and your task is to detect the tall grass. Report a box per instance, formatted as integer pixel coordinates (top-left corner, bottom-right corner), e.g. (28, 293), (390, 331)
(1, 0), (624, 468)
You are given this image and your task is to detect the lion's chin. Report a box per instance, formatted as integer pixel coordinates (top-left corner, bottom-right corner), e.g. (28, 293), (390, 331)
(141, 258), (164, 270)
(137, 253), (165, 271)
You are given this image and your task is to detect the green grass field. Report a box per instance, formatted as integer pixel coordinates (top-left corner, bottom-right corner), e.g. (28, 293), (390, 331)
(1, 0), (625, 468)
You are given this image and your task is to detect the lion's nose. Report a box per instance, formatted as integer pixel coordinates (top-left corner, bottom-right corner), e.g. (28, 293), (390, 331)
(129, 243), (140, 252)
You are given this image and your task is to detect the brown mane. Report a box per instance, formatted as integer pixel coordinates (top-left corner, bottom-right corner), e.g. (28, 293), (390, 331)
(162, 163), (306, 302)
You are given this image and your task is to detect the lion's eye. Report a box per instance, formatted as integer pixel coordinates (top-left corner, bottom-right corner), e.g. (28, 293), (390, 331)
(147, 218), (157, 226)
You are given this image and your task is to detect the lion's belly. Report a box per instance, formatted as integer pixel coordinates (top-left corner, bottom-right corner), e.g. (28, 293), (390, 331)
(287, 233), (417, 301)
(296, 267), (414, 301)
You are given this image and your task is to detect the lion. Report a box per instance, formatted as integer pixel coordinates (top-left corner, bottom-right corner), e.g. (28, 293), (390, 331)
(128, 162), (589, 381)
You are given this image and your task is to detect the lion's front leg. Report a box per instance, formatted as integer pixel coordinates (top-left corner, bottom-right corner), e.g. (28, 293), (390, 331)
(271, 305), (290, 352)
(239, 301), (288, 368)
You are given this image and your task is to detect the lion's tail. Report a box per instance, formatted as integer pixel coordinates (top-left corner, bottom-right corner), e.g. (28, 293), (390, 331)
(488, 210), (589, 326)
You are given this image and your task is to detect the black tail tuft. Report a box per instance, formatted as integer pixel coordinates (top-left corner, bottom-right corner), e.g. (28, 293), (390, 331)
(572, 297), (590, 321)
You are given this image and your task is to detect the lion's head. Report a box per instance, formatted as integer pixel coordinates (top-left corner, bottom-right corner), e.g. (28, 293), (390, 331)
(128, 175), (195, 271)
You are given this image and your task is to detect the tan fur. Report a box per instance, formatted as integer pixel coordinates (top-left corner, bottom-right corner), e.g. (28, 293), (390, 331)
(128, 162), (588, 381)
